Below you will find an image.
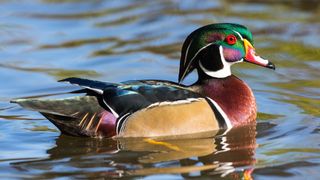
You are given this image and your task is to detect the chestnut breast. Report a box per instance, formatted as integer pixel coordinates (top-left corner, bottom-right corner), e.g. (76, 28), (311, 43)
(196, 75), (257, 126)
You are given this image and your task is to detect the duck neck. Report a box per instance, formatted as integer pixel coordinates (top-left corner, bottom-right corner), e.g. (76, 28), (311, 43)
(195, 75), (257, 126)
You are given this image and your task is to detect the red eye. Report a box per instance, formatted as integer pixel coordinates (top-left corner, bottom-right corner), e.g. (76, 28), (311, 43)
(225, 34), (237, 45)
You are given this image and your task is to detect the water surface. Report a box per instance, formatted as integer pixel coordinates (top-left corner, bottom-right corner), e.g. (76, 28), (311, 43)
(0, 0), (319, 179)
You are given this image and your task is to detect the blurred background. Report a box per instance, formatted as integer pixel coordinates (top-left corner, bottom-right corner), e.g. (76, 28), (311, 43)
(0, 0), (319, 179)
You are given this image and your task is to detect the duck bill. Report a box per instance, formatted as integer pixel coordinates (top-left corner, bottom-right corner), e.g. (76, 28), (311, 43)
(243, 39), (275, 70)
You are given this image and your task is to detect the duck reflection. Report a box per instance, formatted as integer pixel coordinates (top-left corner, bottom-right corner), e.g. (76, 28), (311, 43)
(11, 124), (256, 179)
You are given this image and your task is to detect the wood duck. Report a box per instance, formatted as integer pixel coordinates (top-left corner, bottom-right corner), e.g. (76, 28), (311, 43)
(13, 23), (275, 138)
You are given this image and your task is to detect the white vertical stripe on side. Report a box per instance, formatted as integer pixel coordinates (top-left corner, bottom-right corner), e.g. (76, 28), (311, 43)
(115, 113), (130, 134)
(206, 97), (233, 129)
(119, 114), (131, 134)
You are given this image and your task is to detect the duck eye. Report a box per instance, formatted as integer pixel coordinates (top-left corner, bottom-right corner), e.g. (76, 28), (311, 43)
(225, 34), (237, 45)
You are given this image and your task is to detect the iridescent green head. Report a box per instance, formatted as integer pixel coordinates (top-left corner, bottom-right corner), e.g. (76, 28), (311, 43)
(178, 23), (275, 82)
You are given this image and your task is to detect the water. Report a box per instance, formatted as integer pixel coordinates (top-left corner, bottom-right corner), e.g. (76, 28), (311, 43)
(0, 0), (319, 179)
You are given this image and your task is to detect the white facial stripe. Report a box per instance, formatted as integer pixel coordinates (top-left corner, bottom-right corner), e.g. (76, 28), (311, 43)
(184, 39), (193, 66)
(232, 30), (243, 41)
(181, 42), (214, 80)
(199, 46), (240, 78)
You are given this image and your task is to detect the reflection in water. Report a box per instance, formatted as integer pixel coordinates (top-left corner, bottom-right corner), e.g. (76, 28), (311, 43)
(11, 125), (256, 179)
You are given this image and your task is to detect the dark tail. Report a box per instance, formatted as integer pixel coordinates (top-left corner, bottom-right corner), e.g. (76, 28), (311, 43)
(12, 96), (107, 137)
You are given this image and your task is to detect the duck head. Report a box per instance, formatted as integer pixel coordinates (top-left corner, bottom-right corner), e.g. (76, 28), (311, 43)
(178, 23), (275, 82)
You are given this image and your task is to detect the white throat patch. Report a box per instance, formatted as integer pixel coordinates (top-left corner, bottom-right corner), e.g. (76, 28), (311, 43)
(199, 46), (242, 78)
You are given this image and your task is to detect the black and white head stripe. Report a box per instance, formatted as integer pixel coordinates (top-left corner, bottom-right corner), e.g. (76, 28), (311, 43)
(232, 30), (244, 41)
(199, 46), (242, 78)
(205, 97), (232, 129)
(183, 39), (194, 66)
(180, 42), (215, 81)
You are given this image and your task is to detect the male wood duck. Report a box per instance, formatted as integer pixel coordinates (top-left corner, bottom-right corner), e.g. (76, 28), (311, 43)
(13, 23), (275, 138)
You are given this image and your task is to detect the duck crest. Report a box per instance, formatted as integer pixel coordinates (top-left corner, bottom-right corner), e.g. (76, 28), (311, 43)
(196, 75), (257, 126)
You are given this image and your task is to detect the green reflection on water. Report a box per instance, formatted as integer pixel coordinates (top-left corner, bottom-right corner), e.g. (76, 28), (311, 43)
(26, 125), (59, 132)
(264, 148), (320, 156)
(39, 37), (118, 49)
(28, 3), (143, 19)
(0, 63), (99, 80)
(257, 112), (284, 121)
(276, 93), (320, 117)
(262, 40), (320, 62)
